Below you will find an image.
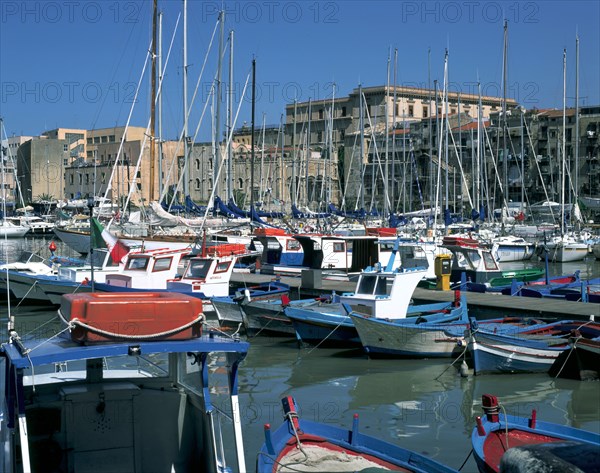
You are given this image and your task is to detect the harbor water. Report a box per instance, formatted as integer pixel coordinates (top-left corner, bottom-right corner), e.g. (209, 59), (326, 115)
(1, 237), (599, 472)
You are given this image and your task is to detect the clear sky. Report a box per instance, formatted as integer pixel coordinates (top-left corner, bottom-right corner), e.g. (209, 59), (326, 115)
(1, 1), (598, 141)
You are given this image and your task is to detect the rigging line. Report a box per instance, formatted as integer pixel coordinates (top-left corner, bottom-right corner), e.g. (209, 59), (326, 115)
(121, 18), (181, 218)
(161, 17), (221, 205)
(101, 20), (166, 229)
(198, 68), (252, 227)
(446, 117), (474, 209)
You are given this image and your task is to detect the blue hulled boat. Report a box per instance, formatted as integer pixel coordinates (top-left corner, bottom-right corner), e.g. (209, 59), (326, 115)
(472, 394), (600, 473)
(257, 396), (459, 473)
(0, 292), (249, 472)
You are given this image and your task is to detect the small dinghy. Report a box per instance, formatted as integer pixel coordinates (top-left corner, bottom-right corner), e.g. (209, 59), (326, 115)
(257, 396), (458, 472)
(471, 394), (600, 473)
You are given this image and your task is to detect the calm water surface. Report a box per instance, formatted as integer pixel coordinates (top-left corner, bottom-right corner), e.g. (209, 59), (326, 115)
(1, 236), (599, 472)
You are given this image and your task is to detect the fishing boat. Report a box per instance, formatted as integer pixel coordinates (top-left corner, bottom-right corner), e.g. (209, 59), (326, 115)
(0, 292), (249, 473)
(467, 319), (600, 375)
(500, 271), (584, 298)
(211, 280), (290, 328)
(472, 394), (600, 473)
(441, 236), (544, 288)
(284, 239), (428, 347)
(490, 235), (535, 262)
(257, 396), (458, 473)
(0, 251), (60, 302)
(549, 336), (600, 381)
(35, 248), (120, 305)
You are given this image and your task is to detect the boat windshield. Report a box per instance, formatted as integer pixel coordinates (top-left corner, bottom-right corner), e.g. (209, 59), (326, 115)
(185, 259), (212, 279)
(126, 256), (150, 271)
(356, 274), (392, 296)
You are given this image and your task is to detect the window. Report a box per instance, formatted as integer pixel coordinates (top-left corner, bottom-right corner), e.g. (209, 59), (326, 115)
(101, 136), (108, 143)
(319, 109), (324, 120)
(109, 135), (116, 142)
(451, 108), (456, 115)
(87, 138), (92, 145)
(63, 144), (68, 152)
(195, 178), (201, 190)
(341, 106), (347, 117)
(408, 105), (414, 117)
(153, 257), (173, 272)
(340, 130), (346, 140)
(78, 174), (82, 185)
(333, 242), (345, 252)
(85, 174), (90, 184)
(69, 175), (74, 185)
(423, 106), (428, 118)
(126, 257), (149, 270)
(317, 131), (323, 142)
(214, 261), (232, 274)
(94, 137), (100, 144)
(186, 260), (211, 279)
(238, 178), (244, 189)
(286, 239), (301, 251)
(357, 275), (377, 294)
(101, 172), (106, 184)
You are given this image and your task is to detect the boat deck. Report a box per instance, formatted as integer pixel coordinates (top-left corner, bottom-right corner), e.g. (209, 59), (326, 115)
(231, 272), (599, 321)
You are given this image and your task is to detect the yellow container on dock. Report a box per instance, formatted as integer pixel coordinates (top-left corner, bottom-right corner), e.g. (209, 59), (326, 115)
(434, 254), (452, 291)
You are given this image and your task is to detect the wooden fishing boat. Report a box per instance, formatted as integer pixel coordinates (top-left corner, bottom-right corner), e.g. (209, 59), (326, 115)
(472, 394), (600, 473)
(212, 280), (291, 329)
(549, 336), (600, 381)
(257, 396), (458, 473)
(0, 292), (249, 472)
(467, 319), (600, 374)
(284, 239), (428, 347)
(441, 236), (544, 288)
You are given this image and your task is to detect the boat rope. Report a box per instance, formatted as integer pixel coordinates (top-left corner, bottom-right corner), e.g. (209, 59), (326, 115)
(27, 324), (73, 354)
(551, 335), (581, 379)
(57, 308), (205, 340)
(13, 280), (39, 308)
(434, 338), (469, 380)
(304, 318), (346, 355)
(22, 314), (59, 337)
(246, 308), (284, 339)
(255, 410), (310, 472)
(457, 448), (473, 471)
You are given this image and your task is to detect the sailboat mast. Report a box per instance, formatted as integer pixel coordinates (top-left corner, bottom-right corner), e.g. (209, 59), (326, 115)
(182, 0), (189, 197)
(391, 48), (398, 210)
(227, 30), (234, 201)
(359, 83), (365, 211)
(443, 49), (449, 222)
(214, 11), (225, 198)
(306, 98), (312, 206)
(292, 99), (297, 207)
(158, 10), (164, 200)
(502, 19), (508, 209)
(251, 58), (256, 215)
(574, 34), (580, 203)
(561, 49), (567, 236)
(384, 49), (390, 218)
(149, 0), (157, 201)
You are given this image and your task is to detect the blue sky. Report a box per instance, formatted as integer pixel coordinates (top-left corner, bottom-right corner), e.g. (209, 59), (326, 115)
(1, 1), (598, 140)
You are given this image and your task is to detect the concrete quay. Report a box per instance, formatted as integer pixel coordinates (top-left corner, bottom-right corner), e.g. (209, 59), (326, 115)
(231, 271), (599, 321)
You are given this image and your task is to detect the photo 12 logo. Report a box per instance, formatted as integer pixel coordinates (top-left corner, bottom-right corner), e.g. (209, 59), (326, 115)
(1, 2), (141, 24)
(400, 2), (540, 24)
(1, 81), (138, 105)
(201, 1), (340, 24)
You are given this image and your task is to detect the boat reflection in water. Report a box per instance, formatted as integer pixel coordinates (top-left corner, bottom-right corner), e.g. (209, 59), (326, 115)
(240, 336), (600, 472)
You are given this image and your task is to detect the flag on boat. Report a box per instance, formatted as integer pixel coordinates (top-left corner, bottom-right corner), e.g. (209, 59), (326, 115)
(91, 218), (130, 263)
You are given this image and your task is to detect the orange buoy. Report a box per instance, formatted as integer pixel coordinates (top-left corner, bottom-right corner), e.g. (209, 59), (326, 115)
(48, 241), (57, 252)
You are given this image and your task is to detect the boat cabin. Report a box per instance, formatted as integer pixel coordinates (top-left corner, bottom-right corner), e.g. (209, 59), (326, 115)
(103, 248), (190, 289)
(167, 253), (238, 298)
(339, 265), (427, 319)
(442, 236), (502, 284)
